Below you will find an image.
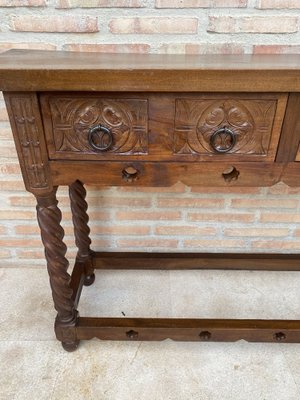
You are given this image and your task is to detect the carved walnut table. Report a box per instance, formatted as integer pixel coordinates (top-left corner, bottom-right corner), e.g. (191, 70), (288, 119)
(1, 50), (300, 351)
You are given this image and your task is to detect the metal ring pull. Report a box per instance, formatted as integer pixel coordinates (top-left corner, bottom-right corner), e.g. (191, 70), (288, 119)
(210, 126), (237, 153)
(88, 124), (113, 151)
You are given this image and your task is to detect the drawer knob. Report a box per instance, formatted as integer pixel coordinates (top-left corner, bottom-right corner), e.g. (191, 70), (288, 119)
(88, 124), (113, 151)
(210, 126), (236, 153)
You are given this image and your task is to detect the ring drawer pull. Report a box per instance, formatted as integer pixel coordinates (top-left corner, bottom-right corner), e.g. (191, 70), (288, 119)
(88, 124), (113, 151)
(210, 126), (237, 153)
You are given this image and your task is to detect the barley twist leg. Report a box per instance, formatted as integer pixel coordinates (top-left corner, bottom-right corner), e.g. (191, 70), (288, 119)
(69, 180), (95, 286)
(36, 188), (79, 352)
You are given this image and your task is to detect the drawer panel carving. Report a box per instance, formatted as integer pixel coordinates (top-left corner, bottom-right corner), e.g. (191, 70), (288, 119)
(41, 94), (148, 159)
(174, 95), (287, 161)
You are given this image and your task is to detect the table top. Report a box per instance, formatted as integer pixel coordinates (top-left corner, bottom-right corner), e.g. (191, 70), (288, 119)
(0, 50), (300, 92)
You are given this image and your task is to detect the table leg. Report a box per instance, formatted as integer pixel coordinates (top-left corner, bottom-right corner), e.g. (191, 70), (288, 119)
(35, 188), (79, 352)
(69, 180), (95, 286)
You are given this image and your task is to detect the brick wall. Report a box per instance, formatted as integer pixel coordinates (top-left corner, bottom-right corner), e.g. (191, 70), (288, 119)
(1, 0), (300, 267)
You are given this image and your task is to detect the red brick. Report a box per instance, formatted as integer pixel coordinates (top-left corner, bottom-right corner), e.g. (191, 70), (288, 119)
(92, 225), (150, 235)
(63, 43), (150, 53)
(0, 163), (21, 174)
(257, 0), (300, 9)
(9, 195), (36, 207)
(0, 210), (35, 219)
(87, 196), (151, 207)
(0, 127), (12, 140)
(116, 211), (181, 220)
(118, 182), (186, 193)
(15, 224), (74, 236)
(109, 17), (198, 34)
(0, 181), (25, 191)
(11, 16), (98, 33)
(155, 226), (216, 235)
(117, 239), (178, 248)
(0, 0), (45, 5)
(157, 198), (224, 208)
(158, 43), (244, 54)
(191, 186), (260, 194)
(0, 42), (56, 53)
(254, 45), (300, 55)
(260, 213), (300, 223)
(0, 107), (8, 121)
(184, 239), (246, 249)
(251, 241), (300, 250)
(208, 16), (298, 33)
(224, 228), (289, 237)
(231, 199), (298, 209)
(156, 0), (246, 7)
(0, 145), (17, 158)
(57, 0), (142, 7)
(188, 212), (254, 223)
(0, 226), (6, 235)
(16, 249), (44, 259)
(0, 238), (42, 247)
(0, 250), (11, 258)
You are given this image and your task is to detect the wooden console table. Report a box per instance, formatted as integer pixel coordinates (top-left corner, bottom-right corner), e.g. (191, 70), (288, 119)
(1, 50), (300, 351)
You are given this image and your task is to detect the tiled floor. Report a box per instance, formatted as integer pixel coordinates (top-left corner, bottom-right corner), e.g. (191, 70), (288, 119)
(1, 267), (300, 399)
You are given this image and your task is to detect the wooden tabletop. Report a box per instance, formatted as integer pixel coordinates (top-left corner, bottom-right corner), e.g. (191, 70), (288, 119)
(0, 49), (300, 92)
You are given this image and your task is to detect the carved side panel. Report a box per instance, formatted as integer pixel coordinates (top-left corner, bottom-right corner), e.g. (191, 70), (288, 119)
(47, 96), (148, 156)
(4, 92), (52, 193)
(174, 98), (277, 156)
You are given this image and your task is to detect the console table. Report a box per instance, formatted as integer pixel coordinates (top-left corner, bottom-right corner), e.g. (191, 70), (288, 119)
(1, 50), (300, 351)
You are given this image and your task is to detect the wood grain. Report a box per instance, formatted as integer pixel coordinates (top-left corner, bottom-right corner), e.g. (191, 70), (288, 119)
(1, 51), (300, 91)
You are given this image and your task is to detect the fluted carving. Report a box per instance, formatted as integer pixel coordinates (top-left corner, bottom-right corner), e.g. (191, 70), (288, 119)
(36, 189), (76, 323)
(69, 180), (94, 284)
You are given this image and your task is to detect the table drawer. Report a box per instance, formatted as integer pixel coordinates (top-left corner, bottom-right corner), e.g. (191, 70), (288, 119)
(40, 93), (149, 159)
(173, 93), (287, 161)
(41, 92), (287, 162)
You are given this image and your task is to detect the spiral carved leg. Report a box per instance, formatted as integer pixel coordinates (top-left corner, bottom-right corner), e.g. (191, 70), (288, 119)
(69, 180), (95, 286)
(36, 189), (79, 351)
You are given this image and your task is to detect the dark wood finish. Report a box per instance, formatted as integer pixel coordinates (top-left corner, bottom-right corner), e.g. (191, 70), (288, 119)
(41, 93), (148, 159)
(70, 260), (85, 309)
(50, 161), (285, 187)
(35, 189), (79, 351)
(69, 180), (95, 286)
(2, 50), (300, 351)
(76, 317), (300, 343)
(276, 93), (300, 162)
(40, 92), (286, 163)
(4, 92), (52, 195)
(173, 94), (286, 161)
(1, 51), (300, 92)
(93, 252), (300, 271)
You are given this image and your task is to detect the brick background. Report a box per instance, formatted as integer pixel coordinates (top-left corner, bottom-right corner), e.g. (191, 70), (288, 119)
(0, 0), (300, 268)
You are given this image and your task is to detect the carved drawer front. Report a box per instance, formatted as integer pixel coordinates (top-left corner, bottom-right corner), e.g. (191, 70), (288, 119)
(174, 94), (288, 161)
(40, 94), (148, 160)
